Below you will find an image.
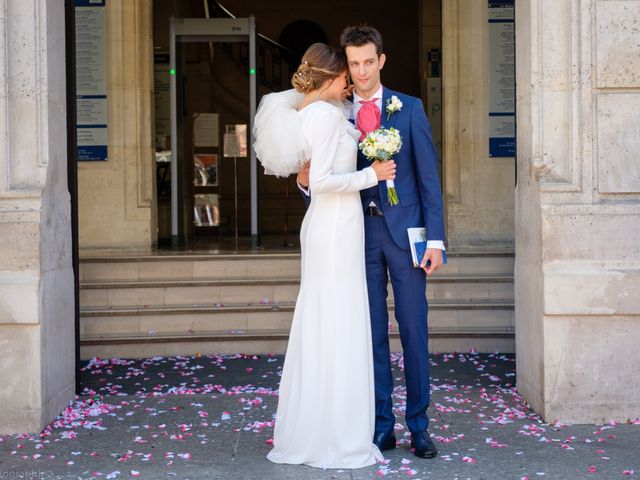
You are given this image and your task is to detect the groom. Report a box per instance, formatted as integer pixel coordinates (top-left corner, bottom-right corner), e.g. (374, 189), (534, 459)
(298, 25), (445, 459)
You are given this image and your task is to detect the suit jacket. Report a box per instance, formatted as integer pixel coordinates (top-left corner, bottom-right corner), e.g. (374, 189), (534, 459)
(356, 86), (445, 250)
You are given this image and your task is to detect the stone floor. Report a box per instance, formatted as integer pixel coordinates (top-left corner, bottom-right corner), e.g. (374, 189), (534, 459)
(1, 352), (638, 480)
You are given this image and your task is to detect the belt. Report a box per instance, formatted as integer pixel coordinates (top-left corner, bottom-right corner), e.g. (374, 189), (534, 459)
(365, 206), (384, 217)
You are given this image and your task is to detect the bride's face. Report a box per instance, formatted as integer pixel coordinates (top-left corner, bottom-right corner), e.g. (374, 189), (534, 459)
(320, 71), (349, 101)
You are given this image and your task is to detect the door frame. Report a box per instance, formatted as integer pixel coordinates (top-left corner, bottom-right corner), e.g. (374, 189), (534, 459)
(169, 17), (258, 246)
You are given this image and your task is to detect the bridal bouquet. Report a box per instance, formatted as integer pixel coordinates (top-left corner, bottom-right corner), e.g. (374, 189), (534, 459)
(359, 127), (402, 206)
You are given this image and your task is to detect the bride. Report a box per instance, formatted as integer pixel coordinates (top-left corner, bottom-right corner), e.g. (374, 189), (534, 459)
(253, 43), (395, 469)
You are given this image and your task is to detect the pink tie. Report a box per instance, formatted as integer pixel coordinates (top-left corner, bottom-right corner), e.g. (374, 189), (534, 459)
(356, 99), (381, 141)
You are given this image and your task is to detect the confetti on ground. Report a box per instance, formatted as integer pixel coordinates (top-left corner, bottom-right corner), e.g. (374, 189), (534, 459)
(0, 352), (637, 479)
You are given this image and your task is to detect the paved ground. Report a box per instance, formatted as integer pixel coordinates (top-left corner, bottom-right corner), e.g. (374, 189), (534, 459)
(1, 352), (638, 480)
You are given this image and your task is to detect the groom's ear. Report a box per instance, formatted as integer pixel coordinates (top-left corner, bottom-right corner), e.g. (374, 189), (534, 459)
(378, 53), (387, 70)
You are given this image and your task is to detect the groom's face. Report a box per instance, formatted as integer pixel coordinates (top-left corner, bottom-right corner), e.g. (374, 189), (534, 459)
(345, 42), (386, 96)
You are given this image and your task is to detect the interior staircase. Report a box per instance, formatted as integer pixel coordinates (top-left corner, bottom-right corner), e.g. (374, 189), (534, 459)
(79, 251), (515, 359)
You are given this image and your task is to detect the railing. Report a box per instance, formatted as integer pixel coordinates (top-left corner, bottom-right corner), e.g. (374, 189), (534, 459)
(207, 0), (299, 92)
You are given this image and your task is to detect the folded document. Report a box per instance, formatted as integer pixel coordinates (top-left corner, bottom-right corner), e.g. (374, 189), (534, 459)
(407, 227), (447, 268)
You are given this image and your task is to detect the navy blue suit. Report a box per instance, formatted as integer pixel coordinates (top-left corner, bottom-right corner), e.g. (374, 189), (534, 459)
(301, 86), (445, 435)
(360, 87), (444, 435)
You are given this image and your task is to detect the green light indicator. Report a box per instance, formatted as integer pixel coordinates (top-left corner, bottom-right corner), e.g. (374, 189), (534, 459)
(170, 69), (176, 75)
(250, 68), (256, 75)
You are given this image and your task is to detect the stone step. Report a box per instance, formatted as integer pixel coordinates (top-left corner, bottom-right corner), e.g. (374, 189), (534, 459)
(78, 252), (515, 357)
(79, 326), (515, 359)
(79, 300), (514, 338)
(79, 251), (515, 282)
(79, 274), (514, 308)
(79, 253), (302, 283)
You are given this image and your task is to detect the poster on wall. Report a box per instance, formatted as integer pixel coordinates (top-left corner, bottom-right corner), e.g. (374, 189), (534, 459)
(488, 0), (515, 157)
(223, 124), (248, 158)
(193, 194), (220, 227)
(75, 0), (108, 161)
(193, 113), (220, 148)
(193, 154), (218, 186)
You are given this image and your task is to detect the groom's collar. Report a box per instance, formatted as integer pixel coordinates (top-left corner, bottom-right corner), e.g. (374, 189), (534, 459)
(353, 84), (384, 105)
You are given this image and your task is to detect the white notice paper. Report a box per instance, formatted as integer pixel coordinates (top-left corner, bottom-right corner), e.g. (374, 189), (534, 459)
(193, 113), (219, 147)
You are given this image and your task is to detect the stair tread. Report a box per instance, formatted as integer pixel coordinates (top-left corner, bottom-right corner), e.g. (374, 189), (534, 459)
(81, 325), (515, 342)
(80, 273), (514, 289)
(79, 250), (514, 263)
(80, 277), (301, 288)
(81, 301), (297, 314)
(79, 252), (303, 263)
(80, 299), (515, 316)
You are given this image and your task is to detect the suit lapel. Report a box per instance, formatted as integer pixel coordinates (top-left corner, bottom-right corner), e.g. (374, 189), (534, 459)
(380, 86), (390, 128)
(380, 86), (400, 129)
(374, 86), (390, 204)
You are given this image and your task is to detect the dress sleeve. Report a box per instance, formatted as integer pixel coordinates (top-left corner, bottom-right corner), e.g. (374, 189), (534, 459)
(252, 89), (308, 177)
(306, 108), (378, 194)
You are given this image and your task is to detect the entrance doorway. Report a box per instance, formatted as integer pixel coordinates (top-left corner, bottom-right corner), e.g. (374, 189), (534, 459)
(159, 17), (258, 248)
(152, 0), (427, 251)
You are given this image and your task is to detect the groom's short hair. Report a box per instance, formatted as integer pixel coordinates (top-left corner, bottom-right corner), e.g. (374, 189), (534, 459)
(339, 25), (383, 56)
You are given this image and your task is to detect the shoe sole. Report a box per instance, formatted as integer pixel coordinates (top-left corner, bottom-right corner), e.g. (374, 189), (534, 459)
(411, 442), (438, 459)
(414, 451), (438, 459)
(374, 439), (397, 451)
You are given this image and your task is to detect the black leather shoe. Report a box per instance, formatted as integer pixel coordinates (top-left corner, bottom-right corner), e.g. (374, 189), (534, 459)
(411, 431), (438, 459)
(373, 430), (397, 451)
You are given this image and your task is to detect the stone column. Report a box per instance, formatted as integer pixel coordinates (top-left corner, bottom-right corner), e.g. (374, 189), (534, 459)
(78, 0), (156, 249)
(0, 0), (75, 433)
(442, 0), (516, 250)
(516, 0), (640, 422)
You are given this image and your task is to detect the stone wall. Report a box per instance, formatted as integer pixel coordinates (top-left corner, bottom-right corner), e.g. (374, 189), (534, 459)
(516, 0), (640, 423)
(78, 0), (156, 249)
(442, 1), (516, 250)
(0, 0), (75, 434)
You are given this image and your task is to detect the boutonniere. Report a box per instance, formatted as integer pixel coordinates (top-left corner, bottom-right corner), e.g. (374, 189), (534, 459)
(385, 95), (403, 121)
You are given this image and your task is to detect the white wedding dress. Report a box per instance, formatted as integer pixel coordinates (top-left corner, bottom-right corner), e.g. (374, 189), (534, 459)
(259, 98), (383, 469)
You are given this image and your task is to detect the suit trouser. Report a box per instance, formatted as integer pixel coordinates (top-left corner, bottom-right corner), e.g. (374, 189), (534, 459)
(364, 214), (431, 434)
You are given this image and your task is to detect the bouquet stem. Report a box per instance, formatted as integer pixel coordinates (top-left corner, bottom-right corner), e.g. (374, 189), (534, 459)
(386, 179), (399, 206)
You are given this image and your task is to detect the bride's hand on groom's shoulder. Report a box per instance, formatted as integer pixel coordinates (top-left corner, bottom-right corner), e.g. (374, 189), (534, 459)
(420, 248), (443, 276)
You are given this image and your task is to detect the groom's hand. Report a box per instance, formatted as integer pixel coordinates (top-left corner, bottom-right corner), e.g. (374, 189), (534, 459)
(297, 161), (310, 188)
(420, 248), (443, 276)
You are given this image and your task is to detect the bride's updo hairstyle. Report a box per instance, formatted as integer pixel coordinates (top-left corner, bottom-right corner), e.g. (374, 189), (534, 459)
(291, 43), (347, 94)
